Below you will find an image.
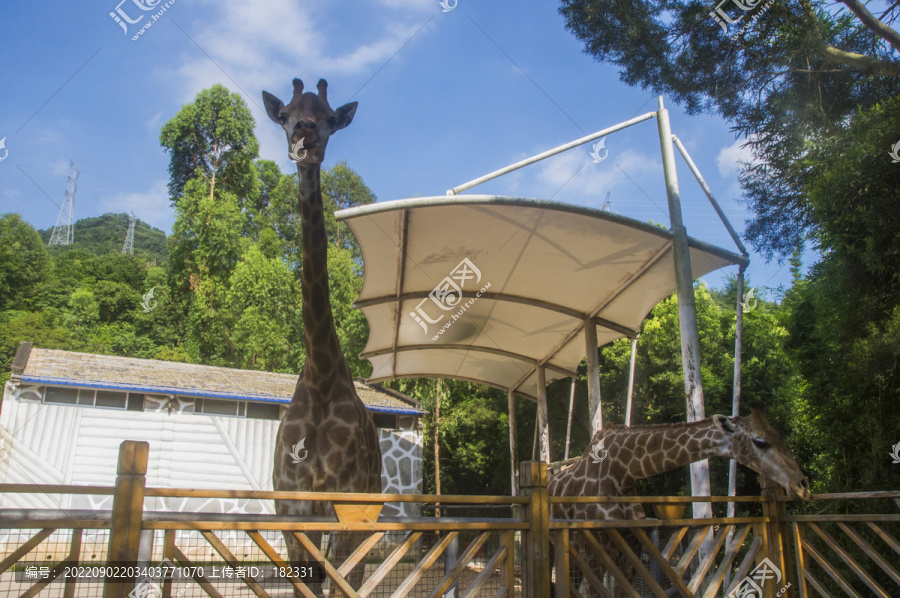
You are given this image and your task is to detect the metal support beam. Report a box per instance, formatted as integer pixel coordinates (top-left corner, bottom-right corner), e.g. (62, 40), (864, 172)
(727, 265), (746, 519)
(536, 366), (550, 463)
(584, 319), (603, 434)
(671, 135), (749, 257)
(508, 390), (518, 496)
(448, 112), (656, 195)
(563, 378), (576, 460)
(656, 96), (712, 520)
(625, 334), (639, 427)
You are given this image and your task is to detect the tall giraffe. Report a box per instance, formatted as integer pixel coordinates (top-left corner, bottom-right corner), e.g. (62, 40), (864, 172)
(263, 78), (382, 598)
(548, 403), (810, 597)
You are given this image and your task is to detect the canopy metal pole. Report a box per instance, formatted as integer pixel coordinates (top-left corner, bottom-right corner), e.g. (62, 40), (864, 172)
(656, 96), (712, 520)
(532, 414), (539, 461)
(564, 378), (576, 460)
(728, 266), (746, 514)
(447, 112), (657, 195)
(625, 334), (639, 427)
(671, 136), (748, 256)
(536, 366), (551, 463)
(584, 320), (603, 435)
(508, 389), (519, 496)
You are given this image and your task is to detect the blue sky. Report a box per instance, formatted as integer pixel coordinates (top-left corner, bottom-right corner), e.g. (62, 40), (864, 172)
(0, 0), (804, 298)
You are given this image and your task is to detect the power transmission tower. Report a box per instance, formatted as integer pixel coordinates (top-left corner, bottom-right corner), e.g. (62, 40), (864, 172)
(122, 212), (136, 255)
(601, 191), (611, 211)
(49, 161), (78, 246)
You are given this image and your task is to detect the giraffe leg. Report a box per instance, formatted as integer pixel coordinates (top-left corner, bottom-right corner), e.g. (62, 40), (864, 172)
(327, 531), (369, 597)
(276, 499), (325, 598)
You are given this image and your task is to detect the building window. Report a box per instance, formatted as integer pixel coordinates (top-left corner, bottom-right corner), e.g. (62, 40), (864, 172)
(95, 391), (127, 409)
(196, 398), (245, 417)
(372, 413), (397, 429)
(246, 402), (281, 420)
(43, 387), (136, 411)
(44, 387), (78, 405)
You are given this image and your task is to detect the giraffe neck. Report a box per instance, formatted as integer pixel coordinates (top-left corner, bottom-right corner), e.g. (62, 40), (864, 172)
(297, 162), (346, 387)
(592, 419), (732, 492)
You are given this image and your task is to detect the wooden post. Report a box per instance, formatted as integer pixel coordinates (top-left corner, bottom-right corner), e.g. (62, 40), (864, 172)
(508, 390), (519, 496)
(519, 462), (550, 598)
(625, 334), (639, 427)
(563, 379), (576, 460)
(536, 366), (551, 463)
(656, 96), (711, 520)
(584, 320), (603, 434)
(104, 440), (149, 598)
(500, 530), (517, 598)
(760, 475), (794, 597)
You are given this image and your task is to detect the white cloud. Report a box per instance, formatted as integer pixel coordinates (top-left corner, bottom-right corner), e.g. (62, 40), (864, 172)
(98, 179), (173, 233)
(171, 0), (436, 170)
(716, 138), (757, 177)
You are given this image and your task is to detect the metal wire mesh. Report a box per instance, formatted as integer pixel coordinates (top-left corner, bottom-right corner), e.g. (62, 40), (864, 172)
(0, 525), (521, 598)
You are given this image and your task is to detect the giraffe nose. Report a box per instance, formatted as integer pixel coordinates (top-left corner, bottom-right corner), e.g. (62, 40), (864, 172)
(295, 120), (316, 130)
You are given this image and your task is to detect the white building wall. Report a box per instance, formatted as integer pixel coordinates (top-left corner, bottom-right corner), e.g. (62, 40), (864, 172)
(0, 382), (423, 517)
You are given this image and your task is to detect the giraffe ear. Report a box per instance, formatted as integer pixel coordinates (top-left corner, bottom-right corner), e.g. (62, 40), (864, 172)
(713, 414), (736, 434)
(262, 91), (286, 125)
(330, 102), (358, 132)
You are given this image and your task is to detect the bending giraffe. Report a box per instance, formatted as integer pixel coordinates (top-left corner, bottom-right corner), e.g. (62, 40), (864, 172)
(548, 403), (810, 597)
(263, 78), (382, 598)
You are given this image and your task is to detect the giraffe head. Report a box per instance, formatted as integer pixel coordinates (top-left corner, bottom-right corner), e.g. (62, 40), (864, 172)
(713, 402), (811, 500)
(262, 78), (357, 166)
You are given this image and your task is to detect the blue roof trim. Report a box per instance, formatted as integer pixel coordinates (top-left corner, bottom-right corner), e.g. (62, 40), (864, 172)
(18, 376), (425, 416)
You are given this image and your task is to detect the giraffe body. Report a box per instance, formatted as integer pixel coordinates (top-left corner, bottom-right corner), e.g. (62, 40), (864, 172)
(264, 78), (382, 598)
(548, 405), (810, 597)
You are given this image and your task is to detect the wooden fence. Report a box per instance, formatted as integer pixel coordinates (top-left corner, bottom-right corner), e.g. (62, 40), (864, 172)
(0, 441), (897, 597)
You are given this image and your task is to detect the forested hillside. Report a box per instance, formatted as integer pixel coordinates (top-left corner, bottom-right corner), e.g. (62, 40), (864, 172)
(37, 213), (168, 263)
(1, 81), (897, 509)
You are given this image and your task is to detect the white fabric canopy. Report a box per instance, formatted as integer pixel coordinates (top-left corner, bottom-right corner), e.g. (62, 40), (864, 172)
(336, 195), (748, 401)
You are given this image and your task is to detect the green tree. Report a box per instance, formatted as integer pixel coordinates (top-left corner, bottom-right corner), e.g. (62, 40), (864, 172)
(160, 84), (260, 203)
(227, 244), (301, 371)
(0, 214), (50, 311)
(322, 161), (377, 258)
(558, 0), (900, 259)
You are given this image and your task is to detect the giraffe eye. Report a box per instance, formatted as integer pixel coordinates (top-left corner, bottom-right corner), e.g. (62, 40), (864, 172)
(752, 438), (770, 450)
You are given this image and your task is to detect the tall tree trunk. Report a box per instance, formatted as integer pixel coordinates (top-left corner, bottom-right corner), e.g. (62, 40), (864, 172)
(434, 378), (441, 517)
